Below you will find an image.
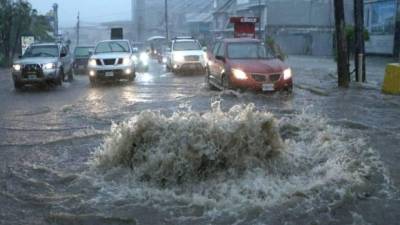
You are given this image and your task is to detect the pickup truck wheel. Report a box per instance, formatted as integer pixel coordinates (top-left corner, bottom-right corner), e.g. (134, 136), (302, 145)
(67, 69), (74, 82)
(14, 81), (23, 90)
(90, 78), (97, 87)
(128, 73), (135, 82)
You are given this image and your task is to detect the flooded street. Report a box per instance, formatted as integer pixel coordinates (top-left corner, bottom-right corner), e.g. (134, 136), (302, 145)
(1, 58), (399, 225)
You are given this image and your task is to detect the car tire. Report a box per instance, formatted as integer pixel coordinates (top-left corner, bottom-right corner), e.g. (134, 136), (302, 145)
(206, 67), (217, 90)
(222, 74), (231, 90)
(56, 72), (63, 86)
(14, 81), (23, 90)
(128, 73), (135, 82)
(67, 69), (74, 82)
(90, 78), (97, 87)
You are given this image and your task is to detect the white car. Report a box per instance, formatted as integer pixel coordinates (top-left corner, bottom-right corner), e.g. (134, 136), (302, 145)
(88, 40), (136, 86)
(166, 37), (207, 74)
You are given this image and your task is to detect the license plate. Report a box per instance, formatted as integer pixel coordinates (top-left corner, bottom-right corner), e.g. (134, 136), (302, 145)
(28, 75), (37, 80)
(105, 72), (114, 77)
(262, 83), (274, 91)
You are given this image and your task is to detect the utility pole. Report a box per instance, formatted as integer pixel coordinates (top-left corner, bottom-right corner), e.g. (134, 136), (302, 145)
(354, 0), (366, 82)
(334, 0), (350, 87)
(165, 0), (169, 41)
(76, 11), (80, 46)
(393, 0), (400, 59)
(258, 0), (262, 39)
(53, 3), (59, 38)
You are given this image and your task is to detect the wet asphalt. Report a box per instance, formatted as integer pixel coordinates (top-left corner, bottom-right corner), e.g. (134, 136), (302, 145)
(0, 58), (399, 225)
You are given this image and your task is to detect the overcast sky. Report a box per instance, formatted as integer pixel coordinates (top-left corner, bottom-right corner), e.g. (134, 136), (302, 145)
(28, 0), (132, 27)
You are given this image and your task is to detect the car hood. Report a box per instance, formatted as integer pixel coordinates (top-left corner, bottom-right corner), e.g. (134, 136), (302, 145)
(173, 50), (203, 56)
(91, 52), (131, 59)
(229, 58), (288, 74)
(14, 57), (58, 65)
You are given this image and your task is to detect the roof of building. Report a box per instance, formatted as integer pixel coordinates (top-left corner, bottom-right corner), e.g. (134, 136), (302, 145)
(185, 13), (213, 23)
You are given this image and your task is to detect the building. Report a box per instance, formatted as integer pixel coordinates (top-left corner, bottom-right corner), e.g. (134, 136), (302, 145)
(131, 0), (213, 41)
(364, 0), (397, 55)
(211, 0), (354, 56)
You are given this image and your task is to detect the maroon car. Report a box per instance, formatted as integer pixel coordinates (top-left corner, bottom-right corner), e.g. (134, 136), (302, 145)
(206, 38), (292, 92)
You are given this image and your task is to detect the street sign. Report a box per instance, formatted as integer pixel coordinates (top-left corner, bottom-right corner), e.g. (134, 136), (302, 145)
(21, 36), (35, 55)
(230, 17), (260, 39)
(111, 28), (124, 40)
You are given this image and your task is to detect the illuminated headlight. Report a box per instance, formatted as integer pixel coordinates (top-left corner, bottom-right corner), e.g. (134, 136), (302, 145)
(140, 52), (149, 63)
(88, 59), (97, 67)
(283, 68), (292, 80)
(42, 63), (55, 70)
(13, 64), (21, 71)
(162, 57), (167, 64)
(89, 70), (95, 77)
(173, 53), (184, 62)
(232, 68), (248, 80)
(125, 68), (132, 74)
(123, 57), (131, 65)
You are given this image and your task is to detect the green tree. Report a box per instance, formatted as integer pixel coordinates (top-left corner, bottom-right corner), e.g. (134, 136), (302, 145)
(0, 0), (54, 66)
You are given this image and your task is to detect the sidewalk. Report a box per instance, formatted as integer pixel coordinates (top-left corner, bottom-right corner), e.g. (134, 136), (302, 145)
(287, 55), (395, 88)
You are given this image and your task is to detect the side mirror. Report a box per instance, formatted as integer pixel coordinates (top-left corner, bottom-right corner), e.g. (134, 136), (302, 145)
(18, 55), (22, 59)
(215, 55), (225, 62)
(88, 50), (94, 56)
(60, 53), (67, 58)
(202, 47), (207, 52)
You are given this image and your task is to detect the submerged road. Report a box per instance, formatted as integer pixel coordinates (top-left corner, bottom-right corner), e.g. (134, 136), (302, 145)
(0, 59), (399, 225)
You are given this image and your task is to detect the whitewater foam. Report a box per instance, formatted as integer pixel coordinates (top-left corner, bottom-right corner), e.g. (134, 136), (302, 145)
(89, 102), (387, 217)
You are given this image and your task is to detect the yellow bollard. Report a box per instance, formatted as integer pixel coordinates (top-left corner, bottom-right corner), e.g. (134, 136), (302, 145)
(382, 63), (400, 94)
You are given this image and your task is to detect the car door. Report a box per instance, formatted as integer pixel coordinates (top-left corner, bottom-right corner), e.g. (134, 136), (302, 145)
(214, 42), (226, 83)
(60, 46), (68, 73)
(209, 42), (221, 78)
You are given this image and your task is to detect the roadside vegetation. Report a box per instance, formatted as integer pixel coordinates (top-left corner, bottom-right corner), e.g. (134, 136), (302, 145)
(0, 0), (54, 67)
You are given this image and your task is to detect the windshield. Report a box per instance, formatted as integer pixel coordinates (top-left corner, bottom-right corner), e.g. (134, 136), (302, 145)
(227, 43), (275, 59)
(74, 47), (93, 57)
(173, 41), (201, 51)
(23, 45), (59, 58)
(95, 41), (130, 53)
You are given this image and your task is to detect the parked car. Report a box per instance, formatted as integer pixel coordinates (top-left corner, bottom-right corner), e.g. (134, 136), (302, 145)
(206, 38), (293, 92)
(11, 42), (73, 90)
(73, 46), (94, 75)
(132, 47), (149, 72)
(87, 40), (136, 86)
(166, 37), (207, 74)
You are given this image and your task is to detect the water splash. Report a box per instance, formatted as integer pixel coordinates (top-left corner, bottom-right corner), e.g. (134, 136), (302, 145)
(89, 102), (388, 217)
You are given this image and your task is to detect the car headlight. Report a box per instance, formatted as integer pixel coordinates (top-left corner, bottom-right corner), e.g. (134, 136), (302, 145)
(140, 52), (149, 63)
(283, 68), (292, 80)
(123, 57), (131, 65)
(42, 63), (56, 70)
(88, 59), (97, 67)
(13, 64), (21, 71)
(232, 68), (248, 80)
(173, 53), (184, 62)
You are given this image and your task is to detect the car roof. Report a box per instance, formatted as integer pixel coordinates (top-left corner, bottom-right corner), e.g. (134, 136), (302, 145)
(97, 39), (130, 43)
(75, 46), (94, 48)
(31, 43), (60, 46)
(173, 39), (198, 43)
(222, 38), (261, 43)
